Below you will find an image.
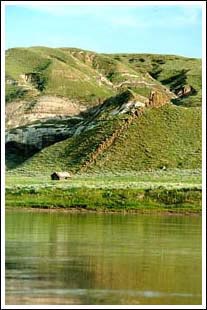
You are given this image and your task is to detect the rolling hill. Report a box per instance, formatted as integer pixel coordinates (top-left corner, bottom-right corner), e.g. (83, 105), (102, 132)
(5, 47), (202, 174)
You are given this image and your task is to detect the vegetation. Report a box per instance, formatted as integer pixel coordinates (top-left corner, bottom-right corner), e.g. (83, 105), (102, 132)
(89, 104), (202, 173)
(11, 103), (201, 174)
(5, 85), (28, 103)
(5, 47), (202, 213)
(6, 170), (202, 213)
(5, 186), (202, 213)
(6, 47), (202, 173)
(6, 169), (202, 188)
(111, 53), (202, 107)
(6, 47), (201, 107)
(5, 47), (115, 105)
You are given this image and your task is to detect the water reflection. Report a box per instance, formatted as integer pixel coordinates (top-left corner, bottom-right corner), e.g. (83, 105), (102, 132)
(6, 210), (202, 305)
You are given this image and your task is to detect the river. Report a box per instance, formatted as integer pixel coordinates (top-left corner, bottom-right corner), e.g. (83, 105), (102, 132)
(5, 209), (202, 305)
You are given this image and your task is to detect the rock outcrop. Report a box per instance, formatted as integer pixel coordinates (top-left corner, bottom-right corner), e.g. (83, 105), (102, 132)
(79, 89), (170, 171)
(5, 117), (82, 151)
(5, 87), (173, 168)
(175, 85), (195, 97)
(6, 78), (17, 85)
(6, 95), (86, 129)
(80, 107), (145, 172)
(147, 90), (170, 108)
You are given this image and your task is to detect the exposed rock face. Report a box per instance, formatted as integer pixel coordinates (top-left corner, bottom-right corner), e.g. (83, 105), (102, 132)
(6, 78), (17, 85)
(5, 90), (149, 157)
(175, 85), (195, 97)
(5, 88), (173, 170)
(19, 73), (36, 84)
(110, 93), (147, 115)
(147, 90), (170, 108)
(6, 96), (86, 129)
(5, 117), (82, 150)
(80, 106), (146, 172)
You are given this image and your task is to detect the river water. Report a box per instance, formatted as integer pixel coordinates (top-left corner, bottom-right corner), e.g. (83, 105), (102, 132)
(5, 210), (202, 305)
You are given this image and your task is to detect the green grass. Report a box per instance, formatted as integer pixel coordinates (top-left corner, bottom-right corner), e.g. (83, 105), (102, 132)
(6, 170), (202, 213)
(5, 84), (28, 103)
(6, 47), (116, 105)
(6, 48), (49, 79)
(89, 105), (201, 173)
(9, 119), (120, 173)
(5, 182), (202, 213)
(5, 47), (202, 180)
(111, 53), (202, 107)
(7, 47), (201, 107)
(5, 169), (202, 189)
(12, 104), (201, 174)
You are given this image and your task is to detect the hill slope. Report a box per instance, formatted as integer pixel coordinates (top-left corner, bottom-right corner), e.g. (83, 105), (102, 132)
(6, 47), (201, 129)
(110, 53), (202, 107)
(11, 102), (201, 174)
(5, 47), (202, 174)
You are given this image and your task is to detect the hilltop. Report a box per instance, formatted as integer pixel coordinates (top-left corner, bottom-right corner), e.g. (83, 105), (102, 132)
(6, 46), (177, 127)
(5, 47), (202, 174)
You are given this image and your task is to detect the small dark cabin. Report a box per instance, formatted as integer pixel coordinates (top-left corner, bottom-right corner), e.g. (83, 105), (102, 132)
(51, 172), (71, 180)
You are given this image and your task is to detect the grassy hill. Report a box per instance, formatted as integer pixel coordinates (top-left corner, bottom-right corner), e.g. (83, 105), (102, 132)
(88, 104), (201, 173)
(6, 47), (114, 105)
(12, 103), (201, 174)
(5, 47), (202, 174)
(6, 47), (201, 109)
(110, 53), (202, 107)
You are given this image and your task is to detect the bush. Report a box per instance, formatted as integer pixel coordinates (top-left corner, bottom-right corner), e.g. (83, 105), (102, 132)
(6, 85), (27, 103)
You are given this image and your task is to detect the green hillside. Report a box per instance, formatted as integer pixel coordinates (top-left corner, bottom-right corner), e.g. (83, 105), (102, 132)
(110, 53), (202, 107)
(5, 47), (202, 174)
(6, 47), (114, 105)
(89, 104), (202, 173)
(13, 103), (201, 174)
(6, 47), (201, 108)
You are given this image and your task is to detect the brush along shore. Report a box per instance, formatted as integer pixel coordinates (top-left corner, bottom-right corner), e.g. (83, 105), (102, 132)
(6, 170), (202, 214)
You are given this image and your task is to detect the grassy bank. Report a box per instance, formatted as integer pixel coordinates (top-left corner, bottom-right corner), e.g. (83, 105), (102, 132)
(5, 170), (202, 214)
(5, 186), (202, 214)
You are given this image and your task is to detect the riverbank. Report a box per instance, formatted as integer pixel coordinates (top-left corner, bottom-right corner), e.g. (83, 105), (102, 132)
(5, 206), (201, 216)
(5, 170), (202, 214)
(6, 185), (202, 214)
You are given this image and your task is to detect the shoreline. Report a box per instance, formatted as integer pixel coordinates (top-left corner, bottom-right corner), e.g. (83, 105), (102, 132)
(5, 173), (202, 215)
(5, 205), (202, 216)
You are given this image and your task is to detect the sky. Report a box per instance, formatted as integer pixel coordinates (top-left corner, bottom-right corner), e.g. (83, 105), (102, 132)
(4, 2), (203, 57)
